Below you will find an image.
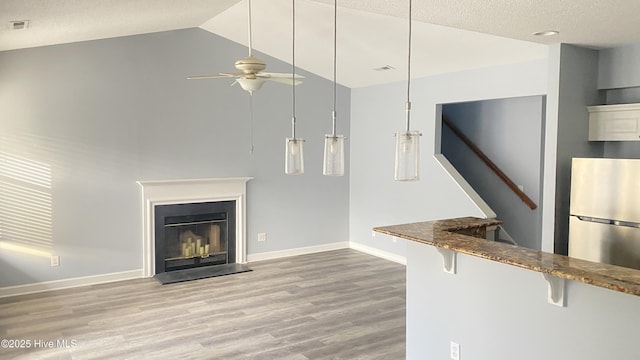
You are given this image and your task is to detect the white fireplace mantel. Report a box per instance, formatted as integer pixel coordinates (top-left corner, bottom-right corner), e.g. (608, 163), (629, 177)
(137, 177), (252, 277)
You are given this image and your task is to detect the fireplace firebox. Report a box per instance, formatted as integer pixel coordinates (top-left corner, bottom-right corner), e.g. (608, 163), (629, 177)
(154, 201), (235, 275)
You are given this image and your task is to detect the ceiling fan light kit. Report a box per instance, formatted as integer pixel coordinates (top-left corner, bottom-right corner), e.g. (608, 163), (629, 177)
(235, 78), (266, 93)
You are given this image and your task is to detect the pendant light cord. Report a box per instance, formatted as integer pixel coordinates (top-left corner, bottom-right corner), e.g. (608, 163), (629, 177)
(332, 0), (337, 137)
(405, 0), (412, 132)
(291, 0), (297, 139)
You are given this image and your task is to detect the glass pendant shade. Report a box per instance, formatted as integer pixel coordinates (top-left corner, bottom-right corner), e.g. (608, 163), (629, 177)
(394, 130), (420, 181)
(285, 138), (305, 175)
(323, 134), (345, 176)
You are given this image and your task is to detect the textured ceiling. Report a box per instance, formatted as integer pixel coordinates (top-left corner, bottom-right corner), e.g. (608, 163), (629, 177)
(0, 0), (239, 51)
(200, 0), (546, 87)
(2, 0), (639, 88)
(311, 0), (640, 49)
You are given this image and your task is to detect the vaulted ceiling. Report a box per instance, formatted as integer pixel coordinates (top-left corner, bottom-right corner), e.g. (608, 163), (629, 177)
(2, 0), (639, 87)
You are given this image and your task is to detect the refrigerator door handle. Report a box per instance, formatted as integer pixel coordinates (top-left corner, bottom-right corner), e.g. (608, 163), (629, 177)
(612, 220), (640, 229)
(576, 216), (614, 225)
(574, 216), (640, 228)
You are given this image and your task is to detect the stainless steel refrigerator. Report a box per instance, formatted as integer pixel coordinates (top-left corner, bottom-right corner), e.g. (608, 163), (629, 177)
(568, 158), (640, 270)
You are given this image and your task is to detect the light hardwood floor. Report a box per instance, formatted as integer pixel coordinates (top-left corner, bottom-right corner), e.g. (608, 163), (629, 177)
(0, 249), (406, 360)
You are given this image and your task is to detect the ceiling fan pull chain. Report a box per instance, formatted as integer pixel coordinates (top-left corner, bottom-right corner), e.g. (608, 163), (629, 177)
(250, 94), (255, 155)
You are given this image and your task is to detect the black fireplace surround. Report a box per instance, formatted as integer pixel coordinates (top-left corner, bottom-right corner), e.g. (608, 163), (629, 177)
(154, 201), (236, 275)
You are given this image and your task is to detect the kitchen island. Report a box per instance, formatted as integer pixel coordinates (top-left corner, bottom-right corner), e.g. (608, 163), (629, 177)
(374, 216), (640, 360)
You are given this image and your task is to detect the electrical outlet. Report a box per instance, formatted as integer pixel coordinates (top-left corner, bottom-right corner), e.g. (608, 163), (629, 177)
(51, 255), (60, 267)
(372, 231), (376, 237)
(257, 232), (267, 242)
(392, 236), (397, 243)
(450, 341), (460, 360)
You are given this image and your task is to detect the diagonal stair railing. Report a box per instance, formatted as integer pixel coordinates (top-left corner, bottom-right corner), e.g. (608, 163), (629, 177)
(443, 116), (537, 210)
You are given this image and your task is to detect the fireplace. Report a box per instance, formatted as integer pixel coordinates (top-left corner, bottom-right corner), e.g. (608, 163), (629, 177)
(137, 177), (252, 282)
(154, 200), (235, 274)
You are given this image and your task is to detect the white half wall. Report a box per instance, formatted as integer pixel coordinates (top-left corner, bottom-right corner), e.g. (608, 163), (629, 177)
(406, 240), (640, 359)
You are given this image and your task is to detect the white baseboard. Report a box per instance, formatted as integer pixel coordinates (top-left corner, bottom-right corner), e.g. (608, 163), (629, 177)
(349, 241), (407, 265)
(247, 241), (349, 262)
(1, 242), (404, 298)
(0, 269), (143, 298)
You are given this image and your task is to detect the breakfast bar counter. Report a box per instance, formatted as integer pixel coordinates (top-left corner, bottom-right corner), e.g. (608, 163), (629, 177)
(374, 216), (640, 297)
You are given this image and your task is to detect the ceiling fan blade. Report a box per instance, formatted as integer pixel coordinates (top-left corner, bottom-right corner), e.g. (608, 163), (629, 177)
(265, 77), (303, 86)
(187, 73), (240, 80)
(259, 72), (305, 79)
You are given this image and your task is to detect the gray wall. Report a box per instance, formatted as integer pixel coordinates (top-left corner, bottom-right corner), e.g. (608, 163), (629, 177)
(602, 86), (640, 104)
(598, 42), (640, 89)
(441, 96), (545, 250)
(0, 28), (350, 287)
(598, 42), (640, 159)
(350, 60), (547, 259)
(406, 241), (640, 360)
(603, 142), (640, 159)
(550, 44), (603, 255)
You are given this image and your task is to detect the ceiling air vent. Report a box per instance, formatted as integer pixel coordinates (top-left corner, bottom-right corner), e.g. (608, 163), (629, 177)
(10, 20), (29, 30)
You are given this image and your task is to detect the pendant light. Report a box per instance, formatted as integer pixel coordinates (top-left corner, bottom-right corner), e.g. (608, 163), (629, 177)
(323, 0), (346, 176)
(394, 0), (421, 181)
(285, 0), (305, 175)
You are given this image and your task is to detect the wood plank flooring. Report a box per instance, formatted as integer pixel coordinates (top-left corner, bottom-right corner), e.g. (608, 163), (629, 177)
(0, 249), (406, 360)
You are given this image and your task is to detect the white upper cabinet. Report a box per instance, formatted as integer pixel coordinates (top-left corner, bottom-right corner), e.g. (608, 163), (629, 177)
(588, 103), (640, 141)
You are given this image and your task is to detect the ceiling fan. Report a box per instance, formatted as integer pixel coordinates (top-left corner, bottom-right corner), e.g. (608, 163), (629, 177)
(188, 0), (303, 94)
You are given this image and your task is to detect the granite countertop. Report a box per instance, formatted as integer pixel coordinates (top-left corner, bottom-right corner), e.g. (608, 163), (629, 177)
(374, 217), (640, 297)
